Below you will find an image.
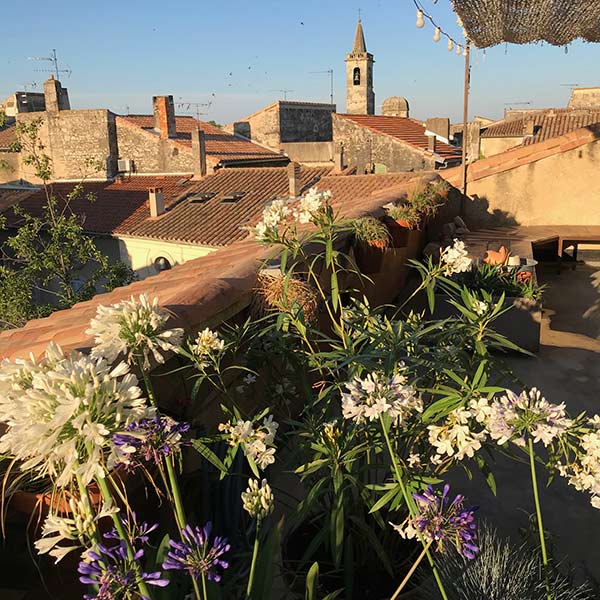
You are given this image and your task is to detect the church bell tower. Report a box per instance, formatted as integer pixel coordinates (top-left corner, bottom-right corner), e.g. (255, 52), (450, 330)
(345, 18), (375, 115)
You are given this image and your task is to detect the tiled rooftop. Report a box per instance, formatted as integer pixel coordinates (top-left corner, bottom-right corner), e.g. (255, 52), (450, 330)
(481, 109), (600, 144)
(2, 176), (196, 235)
(335, 114), (463, 160)
(118, 115), (282, 162)
(127, 166), (332, 246)
(0, 123), (16, 149)
(0, 172), (438, 361)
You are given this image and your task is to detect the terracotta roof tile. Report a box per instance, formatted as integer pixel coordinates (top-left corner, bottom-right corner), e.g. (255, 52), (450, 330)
(335, 114), (462, 160)
(0, 123), (16, 149)
(126, 166), (332, 246)
(118, 115), (282, 163)
(2, 175), (196, 235)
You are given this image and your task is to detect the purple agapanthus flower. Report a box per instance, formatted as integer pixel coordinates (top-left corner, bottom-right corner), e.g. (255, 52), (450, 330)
(78, 540), (168, 600)
(104, 513), (159, 547)
(162, 522), (230, 582)
(113, 416), (190, 467)
(411, 483), (479, 559)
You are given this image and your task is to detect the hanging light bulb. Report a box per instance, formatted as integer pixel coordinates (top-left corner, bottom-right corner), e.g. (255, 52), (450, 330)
(463, 46), (468, 56)
(447, 38), (454, 51)
(462, 27), (469, 39)
(433, 27), (441, 42)
(416, 9), (425, 28)
(456, 15), (463, 27)
(456, 44), (462, 55)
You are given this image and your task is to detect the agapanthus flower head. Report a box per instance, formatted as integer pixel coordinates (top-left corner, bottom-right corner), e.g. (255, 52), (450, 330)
(219, 414), (278, 470)
(559, 415), (600, 509)
(485, 388), (572, 447)
(162, 522), (230, 583)
(0, 343), (153, 487)
(440, 239), (472, 276)
(112, 416), (189, 467)
(86, 294), (184, 369)
(35, 501), (119, 563)
(242, 478), (275, 520)
(292, 187), (332, 224)
(392, 484), (479, 559)
(341, 368), (422, 425)
(191, 328), (225, 362)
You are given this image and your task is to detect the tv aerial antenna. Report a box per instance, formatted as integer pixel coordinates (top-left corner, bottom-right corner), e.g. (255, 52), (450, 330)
(28, 49), (72, 79)
(560, 83), (579, 89)
(310, 68), (334, 105)
(270, 89), (294, 100)
(20, 82), (37, 92)
(176, 98), (213, 120)
(503, 101), (532, 109)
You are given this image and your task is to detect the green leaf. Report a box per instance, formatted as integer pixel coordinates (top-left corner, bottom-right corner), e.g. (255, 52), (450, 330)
(331, 270), (339, 311)
(331, 494), (345, 569)
(190, 440), (228, 475)
(250, 517), (284, 600)
(305, 562), (319, 600)
(369, 483), (402, 513)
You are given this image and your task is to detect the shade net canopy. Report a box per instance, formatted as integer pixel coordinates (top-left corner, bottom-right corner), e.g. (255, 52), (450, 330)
(450, 0), (600, 48)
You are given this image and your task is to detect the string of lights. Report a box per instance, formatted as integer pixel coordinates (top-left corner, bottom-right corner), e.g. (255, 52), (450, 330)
(412, 0), (470, 56)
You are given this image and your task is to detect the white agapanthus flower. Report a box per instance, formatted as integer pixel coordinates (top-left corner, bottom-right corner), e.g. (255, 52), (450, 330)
(219, 415), (278, 470)
(341, 368), (423, 425)
(192, 328), (225, 358)
(292, 187), (331, 224)
(559, 416), (600, 509)
(428, 406), (487, 462)
(241, 478), (275, 520)
(35, 500), (119, 563)
(0, 342), (154, 487)
(485, 388), (572, 447)
(440, 239), (472, 276)
(86, 294), (184, 368)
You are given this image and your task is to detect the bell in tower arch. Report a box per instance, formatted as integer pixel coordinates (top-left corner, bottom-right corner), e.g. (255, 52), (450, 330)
(353, 67), (361, 85)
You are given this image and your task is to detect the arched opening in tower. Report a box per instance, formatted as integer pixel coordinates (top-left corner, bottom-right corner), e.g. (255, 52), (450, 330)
(353, 67), (361, 85)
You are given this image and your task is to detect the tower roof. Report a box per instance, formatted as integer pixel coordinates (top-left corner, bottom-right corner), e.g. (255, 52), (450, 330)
(352, 18), (367, 53)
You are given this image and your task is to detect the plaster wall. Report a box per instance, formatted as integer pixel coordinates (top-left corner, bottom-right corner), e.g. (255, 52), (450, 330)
(281, 141), (334, 165)
(465, 140), (600, 226)
(116, 235), (216, 280)
(480, 137), (523, 158)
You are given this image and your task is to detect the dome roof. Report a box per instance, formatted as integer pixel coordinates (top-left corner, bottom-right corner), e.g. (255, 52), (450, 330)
(382, 96), (410, 116)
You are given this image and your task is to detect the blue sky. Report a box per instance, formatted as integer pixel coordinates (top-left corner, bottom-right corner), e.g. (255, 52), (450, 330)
(2, 0), (599, 124)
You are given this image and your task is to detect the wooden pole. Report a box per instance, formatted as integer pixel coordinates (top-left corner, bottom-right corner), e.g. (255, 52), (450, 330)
(460, 42), (471, 216)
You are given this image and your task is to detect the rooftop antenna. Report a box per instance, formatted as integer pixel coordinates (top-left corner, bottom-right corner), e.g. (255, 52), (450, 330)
(270, 89), (294, 100)
(310, 68), (335, 105)
(503, 101), (532, 109)
(560, 83), (579, 89)
(28, 49), (72, 79)
(20, 82), (37, 92)
(175, 98), (213, 120)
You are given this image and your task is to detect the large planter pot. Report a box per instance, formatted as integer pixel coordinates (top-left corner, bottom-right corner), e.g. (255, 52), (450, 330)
(406, 228), (425, 260)
(433, 294), (542, 353)
(383, 216), (411, 248)
(353, 239), (388, 274)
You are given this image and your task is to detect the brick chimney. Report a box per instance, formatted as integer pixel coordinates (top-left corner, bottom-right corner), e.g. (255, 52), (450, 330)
(153, 95), (177, 139)
(43, 75), (70, 113)
(191, 126), (207, 178)
(524, 119), (535, 136)
(427, 134), (437, 154)
(149, 187), (165, 217)
(288, 162), (301, 197)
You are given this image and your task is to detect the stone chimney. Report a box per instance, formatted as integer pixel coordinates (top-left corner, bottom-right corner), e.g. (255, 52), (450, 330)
(427, 134), (437, 154)
(288, 162), (301, 197)
(524, 119), (535, 136)
(334, 144), (345, 171)
(153, 95), (177, 139)
(149, 187), (165, 217)
(43, 76), (70, 113)
(191, 126), (207, 178)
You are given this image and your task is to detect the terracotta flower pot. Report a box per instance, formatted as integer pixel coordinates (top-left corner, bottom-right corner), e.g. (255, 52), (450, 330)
(383, 216), (411, 248)
(354, 239), (387, 274)
(10, 483), (103, 517)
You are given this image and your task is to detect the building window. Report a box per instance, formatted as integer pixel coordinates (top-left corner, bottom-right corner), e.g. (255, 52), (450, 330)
(154, 256), (172, 272)
(353, 67), (361, 85)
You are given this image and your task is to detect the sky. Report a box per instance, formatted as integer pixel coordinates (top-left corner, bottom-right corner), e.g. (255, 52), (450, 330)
(2, 0), (600, 125)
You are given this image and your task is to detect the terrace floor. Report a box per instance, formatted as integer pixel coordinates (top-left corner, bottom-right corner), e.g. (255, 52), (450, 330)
(448, 251), (600, 584)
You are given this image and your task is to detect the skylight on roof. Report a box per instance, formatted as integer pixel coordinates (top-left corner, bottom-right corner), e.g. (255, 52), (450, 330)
(188, 192), (216, 203)
(221, 192), (246, 203)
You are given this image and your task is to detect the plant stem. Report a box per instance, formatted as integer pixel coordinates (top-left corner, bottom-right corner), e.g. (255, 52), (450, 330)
(95, 475), (153, 600)
(390, 541), (432, 600)
(379, 418), (449, 600)
(528, 437), (551, 600)
(139, 361), (203, 600)
(246, 519), (262, 600)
